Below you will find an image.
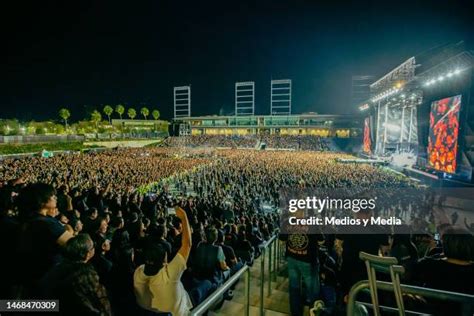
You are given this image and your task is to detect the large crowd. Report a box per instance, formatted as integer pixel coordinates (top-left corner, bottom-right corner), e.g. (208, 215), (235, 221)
(0, 145), (473, 316)
(0, 148), (212, 194)
(163, 134), (330, 151)
(259, 135), (330, 151)
(163, 135), (258, 148)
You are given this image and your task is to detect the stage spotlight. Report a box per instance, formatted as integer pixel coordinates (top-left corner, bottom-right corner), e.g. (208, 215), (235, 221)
(447, 72), (453, 77)
(359, 103), (369, 111)
(454, 69), (461, 75)
(424, 82), (431, 87)
(401, 94), (406, 98)
(438, 76), (444, 81)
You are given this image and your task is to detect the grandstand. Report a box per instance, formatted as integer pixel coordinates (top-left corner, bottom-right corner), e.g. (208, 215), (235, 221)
(165, 113), (362, 153)
(170, 114), (361, 138)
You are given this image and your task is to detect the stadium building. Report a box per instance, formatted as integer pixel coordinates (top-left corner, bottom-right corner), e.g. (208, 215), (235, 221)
(170, 113), (362, 138)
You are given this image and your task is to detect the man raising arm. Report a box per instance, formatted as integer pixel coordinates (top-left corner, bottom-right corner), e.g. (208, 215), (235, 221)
(176, 206), (192, 261)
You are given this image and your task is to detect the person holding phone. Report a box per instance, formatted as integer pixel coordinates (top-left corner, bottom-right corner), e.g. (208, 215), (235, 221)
(134, 206), (193, 316)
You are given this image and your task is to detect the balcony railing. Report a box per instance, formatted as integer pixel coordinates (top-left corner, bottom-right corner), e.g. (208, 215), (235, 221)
(190, 234), (283, 316)
(347, 278), (474, 315)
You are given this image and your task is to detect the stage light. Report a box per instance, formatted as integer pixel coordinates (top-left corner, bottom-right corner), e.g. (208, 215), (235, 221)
(446, 72), (453, 77)
(438, 76), (444, 81)
(454, 69), (461, 75)
(359, 103), (370, 111)
(401, 94), (406, 98)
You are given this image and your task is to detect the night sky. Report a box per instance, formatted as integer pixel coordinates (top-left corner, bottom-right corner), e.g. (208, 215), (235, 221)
(1, 0), (473, 121)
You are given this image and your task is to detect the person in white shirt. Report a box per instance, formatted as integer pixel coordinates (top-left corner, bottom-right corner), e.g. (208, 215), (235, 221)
(134, 207), (193, 316)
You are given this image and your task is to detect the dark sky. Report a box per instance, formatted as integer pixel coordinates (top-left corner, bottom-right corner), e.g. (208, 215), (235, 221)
(1, 0), (473, 121)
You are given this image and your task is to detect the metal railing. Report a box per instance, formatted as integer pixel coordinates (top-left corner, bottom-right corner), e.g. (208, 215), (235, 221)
(359, 252), (405, 316)
(347, 280), (474, 316)
(259, 234), (286, 316)
(190, 233), (284, 316)
(190, 265), (250, 316)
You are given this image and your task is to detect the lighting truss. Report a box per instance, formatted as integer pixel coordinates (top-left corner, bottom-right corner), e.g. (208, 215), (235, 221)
(235, 81), (255, 116)
(270, 79), (291, 115)
(174, 86), (191, 118)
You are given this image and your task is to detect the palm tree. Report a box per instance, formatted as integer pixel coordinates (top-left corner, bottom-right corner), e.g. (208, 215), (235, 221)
(140, 107), (150, 120)
(58, 108), (71, 130)
(90, 110), (102, 128)
(115, 104), (125, 120)
(127, 108), (137, 120)
(103, 105), (113, 124)
(152, 109), (160, 120)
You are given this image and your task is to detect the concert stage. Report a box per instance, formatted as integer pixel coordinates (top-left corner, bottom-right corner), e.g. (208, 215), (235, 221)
(359, 42), (474, 185)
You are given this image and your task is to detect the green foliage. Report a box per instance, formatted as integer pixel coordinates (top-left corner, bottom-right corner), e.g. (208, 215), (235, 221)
(127, 108), (137, 120)
(90, 110), (102, 126)
(35, 127), (45, 135)
(0, 119), (20, 135)
(1, 103), (169, 136)
(73, 120), (101, 134)
(59, 108), (71, 122)
(55, 124), (65, 134)
(115, 104), (125, 119)
(140, 107), (150, 120)
(26, 121), (64, 135)
(103, 105), (114, 123)
(152, 109), (160, 120)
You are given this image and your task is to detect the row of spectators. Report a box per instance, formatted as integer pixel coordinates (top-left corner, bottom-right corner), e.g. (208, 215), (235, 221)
(259, 135), (330, 151)
(163, 135), (258, 148)
(163, 134), (331, 151)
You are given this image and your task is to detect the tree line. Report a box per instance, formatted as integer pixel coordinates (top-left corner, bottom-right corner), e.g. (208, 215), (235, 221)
(58, 105), (160, 128)
(0, 105), (165, 136)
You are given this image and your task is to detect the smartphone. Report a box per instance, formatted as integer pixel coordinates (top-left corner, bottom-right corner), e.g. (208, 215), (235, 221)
(434, 233), (440, 241)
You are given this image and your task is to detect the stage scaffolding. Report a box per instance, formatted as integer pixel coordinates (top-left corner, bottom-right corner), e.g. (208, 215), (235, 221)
(374, 92), (421, 155)
(370, 57), (421, 156)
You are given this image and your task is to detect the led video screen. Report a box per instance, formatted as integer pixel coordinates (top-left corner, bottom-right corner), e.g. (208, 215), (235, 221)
(363, 117), (371, 154)
(427, 95), (461, 173)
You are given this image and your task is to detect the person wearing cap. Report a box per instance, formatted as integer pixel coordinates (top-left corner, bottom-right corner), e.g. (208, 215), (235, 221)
(133, 206), (193, 316)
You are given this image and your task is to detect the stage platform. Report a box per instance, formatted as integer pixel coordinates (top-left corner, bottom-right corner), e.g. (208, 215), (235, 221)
(403, 166), (474, 187)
